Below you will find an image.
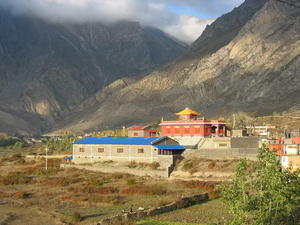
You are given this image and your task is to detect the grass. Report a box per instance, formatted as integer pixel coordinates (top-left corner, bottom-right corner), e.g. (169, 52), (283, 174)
(148, 200), (230, 225)
(0, 148), (231, 225)
(137, 220), (205, 225)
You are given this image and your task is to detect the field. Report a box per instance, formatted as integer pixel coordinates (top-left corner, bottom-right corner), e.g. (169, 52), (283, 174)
(0, 148), (229, 225)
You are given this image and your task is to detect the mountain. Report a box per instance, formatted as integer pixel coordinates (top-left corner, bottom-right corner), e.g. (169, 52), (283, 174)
(0, 7), (187, 135)
(56, 0), (300, 134)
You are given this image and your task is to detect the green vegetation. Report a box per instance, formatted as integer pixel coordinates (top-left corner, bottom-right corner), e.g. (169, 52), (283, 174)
(137, 220), (204, 225)
(149, 199), (229, 225)
(97, 129), (128, 137)
(220, 145), (300, 225)
(0, 137), (23, 148)
(46, 132), (78, 152)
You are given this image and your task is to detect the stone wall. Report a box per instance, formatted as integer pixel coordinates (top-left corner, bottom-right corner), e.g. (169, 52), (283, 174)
(198, 137), (231, 150)
(231, 137), (260, 148)
(91, 193), (208, 225)
(183, 148), (258, 160)
(61, 164), (170, 178)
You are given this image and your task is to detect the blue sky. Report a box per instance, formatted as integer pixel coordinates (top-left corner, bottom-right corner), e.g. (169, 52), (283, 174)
(166, 0), (245, 18)
(167, 5), (206, 18)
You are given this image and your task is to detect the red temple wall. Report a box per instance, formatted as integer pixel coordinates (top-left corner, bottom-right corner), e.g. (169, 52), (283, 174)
(162, 124), (211, 137)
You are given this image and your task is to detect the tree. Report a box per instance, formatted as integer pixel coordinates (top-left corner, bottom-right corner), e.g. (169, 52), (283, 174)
(220, 145), (300, 225)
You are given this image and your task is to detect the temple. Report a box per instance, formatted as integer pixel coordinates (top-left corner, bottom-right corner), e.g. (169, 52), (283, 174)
(160, 108), (227, 138)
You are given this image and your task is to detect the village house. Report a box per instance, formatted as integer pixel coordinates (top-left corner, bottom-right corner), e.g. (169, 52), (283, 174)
(268, 135), (300, 172)
(245, 125), (276, 137)
(127, 125), (159, 137)
(72, 136), (185, 168)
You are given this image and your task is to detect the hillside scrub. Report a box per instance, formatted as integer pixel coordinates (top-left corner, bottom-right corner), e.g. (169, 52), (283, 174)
(220, 145), (300, 225)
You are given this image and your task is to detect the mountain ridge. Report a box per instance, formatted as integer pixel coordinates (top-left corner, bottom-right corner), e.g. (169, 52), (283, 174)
(0, 7), (187, 135)
(53, 0), (300, 134)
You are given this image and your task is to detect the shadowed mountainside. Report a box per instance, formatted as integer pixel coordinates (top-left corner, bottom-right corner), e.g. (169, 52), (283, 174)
(0, 7), (187, 135)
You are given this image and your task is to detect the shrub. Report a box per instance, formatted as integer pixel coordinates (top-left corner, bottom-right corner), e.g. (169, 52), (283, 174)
(149, 162), (160, 170)
(72, 212), (82, 222)
(108, 173), (130, 180)
(13, 141), (24, 149)
(122, 184), (168, 195)
(0, 173), (32, 185)
(180, 180), (217, 192)
(182, 160), (194, 171)
(208, 190), (220, 200)
(208, 161), (216, 169)
(14, 158), (26, 165)
(38, 177), (73, 186)
(87, 179), (105, 186)
(126, 178), (136, 185)
(14, 191), (32, 199)
(127, 161), (138, 168)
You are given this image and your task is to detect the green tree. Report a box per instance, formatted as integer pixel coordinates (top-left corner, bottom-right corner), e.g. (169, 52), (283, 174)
(220, 145), (300, 225)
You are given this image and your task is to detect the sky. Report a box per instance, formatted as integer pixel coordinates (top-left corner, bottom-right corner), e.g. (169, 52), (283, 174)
(0, 0), (245, 44)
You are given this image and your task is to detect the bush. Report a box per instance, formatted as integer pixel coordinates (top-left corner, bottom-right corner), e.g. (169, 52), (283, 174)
(14, 191), (32, 199)
(122, 184), (168, 195)
(126, 178), (136, 185)
(182, 160), (194, 171)
(127, 161), (138, 168)
(0, 138), (18, 147)
(13, 141), (23, 149)
(72, 212), (82, 222)
(149, 162), (160, 170)
(0, 173), (32, 185)
(208, 161), (216, 169)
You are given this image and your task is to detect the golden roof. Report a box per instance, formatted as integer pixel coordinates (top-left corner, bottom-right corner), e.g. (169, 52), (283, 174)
(176, 107), (199, 116)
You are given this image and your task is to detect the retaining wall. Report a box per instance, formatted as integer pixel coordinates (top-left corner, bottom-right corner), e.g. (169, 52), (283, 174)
(91, 193), (208, 225)
(61, 164), (169, 177)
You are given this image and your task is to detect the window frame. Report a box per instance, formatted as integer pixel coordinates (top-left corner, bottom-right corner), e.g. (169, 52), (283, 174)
(98, 148), (105, 153)
(137, 148), (144, 154)
(117, 148), (124, 153)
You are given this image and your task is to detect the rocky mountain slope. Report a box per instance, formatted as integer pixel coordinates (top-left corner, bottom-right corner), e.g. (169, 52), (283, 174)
(56, 0), (300, 134)
(0, 7), (186, 135)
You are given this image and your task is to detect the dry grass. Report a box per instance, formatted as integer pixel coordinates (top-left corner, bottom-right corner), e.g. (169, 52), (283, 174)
(127, 161), (161, 170)
(0, 151), (215, 225)
(0, 172), (33, 185)
(121, 184), (169, 196)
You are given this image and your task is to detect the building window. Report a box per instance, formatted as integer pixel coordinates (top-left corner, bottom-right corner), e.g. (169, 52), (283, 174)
(138, 148), (144, 154)
(117, 148), (124, 153)
(134, 132), (138, 136)
(98, 148), (104, 153)
(175, 128), (180, 134)
(184, 128), (189, 134)
(219, 143), (228, 148)
(79, 147), (85, 152)
(195, 128), (200, 134)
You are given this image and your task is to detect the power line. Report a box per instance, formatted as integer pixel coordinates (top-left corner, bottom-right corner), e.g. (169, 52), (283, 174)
(275, 0), (300, 9)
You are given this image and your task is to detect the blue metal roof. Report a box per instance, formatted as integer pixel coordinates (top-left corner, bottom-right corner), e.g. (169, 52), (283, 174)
(73, 137), (161, 145)
(154, 145), (186, 150)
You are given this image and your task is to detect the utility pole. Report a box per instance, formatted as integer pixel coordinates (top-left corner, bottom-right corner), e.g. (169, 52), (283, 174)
(45, 147), (48, 170)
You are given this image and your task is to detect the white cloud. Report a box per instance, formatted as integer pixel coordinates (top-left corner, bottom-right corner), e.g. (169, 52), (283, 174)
(0, 0), (243, 43)
(164, 15), (214, 44)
